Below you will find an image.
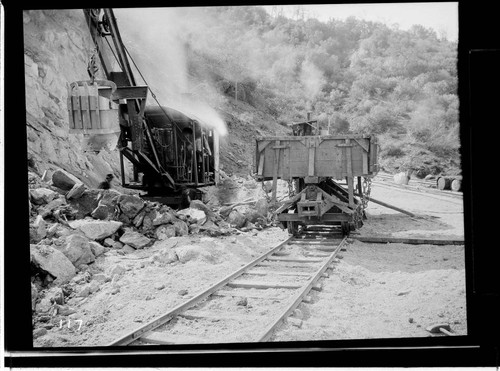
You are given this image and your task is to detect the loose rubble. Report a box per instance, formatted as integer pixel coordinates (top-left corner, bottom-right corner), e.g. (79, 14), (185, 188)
(29, 169), (275, 343)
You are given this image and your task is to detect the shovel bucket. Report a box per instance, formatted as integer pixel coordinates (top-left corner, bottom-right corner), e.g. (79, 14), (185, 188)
(67, 80), (120, 151)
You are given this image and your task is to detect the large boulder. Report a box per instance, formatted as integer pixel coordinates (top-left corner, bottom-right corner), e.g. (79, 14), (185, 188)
(52, 169), (81, 191)
(175, 245), (203, 263)
(67, 189), (102, 219)
(394, 172), (410, 185)
(91, 204), (109, 220)
(173, 219), (189, 236)
(254, 198), (269, 217)
(98, 189), (121, 210)
(30, 188), (57, 205)
(30, 244), (76, 283)
(68, 219), (122, 240)
(38, 198), (66, 218)
(119, 230), (151, 249)
(66, 183), (87, 200)
(59, 234), (95, 267)
(30, 215), (47, 243)
(227, 209), (247, 229)
(152, 207), (176, 226)
(155, 224), (176, 240)
(89, 241), (106, 257)
(117, 194), (145, 219)
(189, 200), (215, 219)
(177, 208), (206, 224)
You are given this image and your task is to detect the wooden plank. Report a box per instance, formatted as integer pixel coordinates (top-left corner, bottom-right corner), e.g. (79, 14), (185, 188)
(271, 140), (280, 202)
(354, 193), (415, 217)
(256, 261), (319, 268)
(227, 281), (302, 290)
(213, 290), (288, 301)
(179, 310), (262, 322)
(257, 155), (264, 176)
(283, 145), (290, 180)
(267, 257), (324, 263)
(245, 269), (312, 277)
(362, 151), (369, 174)
(345, 140), (354, 207)
(308, 145), (315, 177)
(355, 236), (464, 245)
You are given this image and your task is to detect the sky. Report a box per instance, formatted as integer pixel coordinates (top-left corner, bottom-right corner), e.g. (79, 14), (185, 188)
(262, 2), (458, 41)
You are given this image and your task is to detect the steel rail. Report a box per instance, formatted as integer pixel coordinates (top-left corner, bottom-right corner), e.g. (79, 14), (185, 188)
(107, 235), (294, 346)
(257, 236), (347, 342)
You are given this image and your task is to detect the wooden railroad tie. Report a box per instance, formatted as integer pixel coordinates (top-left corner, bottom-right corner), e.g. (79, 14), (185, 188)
(227, 280), (303, 290)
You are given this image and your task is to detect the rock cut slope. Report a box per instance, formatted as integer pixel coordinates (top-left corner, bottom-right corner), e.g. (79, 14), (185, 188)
(24, 9), (128, 187)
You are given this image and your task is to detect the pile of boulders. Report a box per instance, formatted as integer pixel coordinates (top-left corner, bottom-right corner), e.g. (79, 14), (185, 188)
(29, 168), (272, 328)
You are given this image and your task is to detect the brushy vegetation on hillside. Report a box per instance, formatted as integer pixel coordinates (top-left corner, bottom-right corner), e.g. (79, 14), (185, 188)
(121, 6), (460, 177)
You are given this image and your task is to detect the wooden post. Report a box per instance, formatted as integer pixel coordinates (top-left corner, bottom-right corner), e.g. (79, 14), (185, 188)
(201, 130), (206, 184)
(357, 176), (363, 197)
(192, 121), (198, 185)
(271, 140), (280, 203)
(345, 139), (354, 207)
(120, 152), (125, 186)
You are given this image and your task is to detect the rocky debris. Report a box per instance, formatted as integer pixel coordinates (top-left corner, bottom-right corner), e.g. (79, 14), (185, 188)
(151, 249), (178, 265)
(254, 198), (269, 217)
(52, 169), (82, 191)
(175, 245), (203, 263)
(189, 199), (215, 220)
(38, 198), (66, 218)
(30, 187), (58, 205)
(154, 283), (165, 290)
(172, 219), (189, 236)
(236, 297), (248, 306)
(30, 215), (47, 243)
(199, 220), (227, 237)
(103, 237), (123, 249)
(177, 208), (207, 224)
(67, 189), (102, 219)
(122, 245), (136, 254)
(58, 234), (95, 268)
(117, 194), (145, 220)
(31, 244), (76, 284)
(53, 304), (77, 316)
(227, 209), (247, 229)
(178, 289), (188, 296)
(90, 204), (109, 220)
(31, 283), (38, 311)
(45, 287), (65, 305)
(119, 230), (151, 249)
(68, 219), (122, 240)
(66, 182), (87, 200)
(155, 224), (176, 240)
(35, 296), (53, 313)
(218, 205), (233, 219)
(108, 264), (126, 277)
(89, 241), (106, 257)
(33, 328), (48, 339)
(152, 206), (176, 226)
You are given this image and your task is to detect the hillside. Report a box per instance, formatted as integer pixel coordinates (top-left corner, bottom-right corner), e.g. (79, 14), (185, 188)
(24, 7), (460, 184)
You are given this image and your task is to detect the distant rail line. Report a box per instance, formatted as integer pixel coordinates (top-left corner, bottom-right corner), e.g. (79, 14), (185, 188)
(108, 226), (347, 345)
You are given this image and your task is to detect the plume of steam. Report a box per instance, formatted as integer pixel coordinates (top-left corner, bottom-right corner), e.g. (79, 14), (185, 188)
(300, 59), (325, 100)
(113, 8), (228, 136)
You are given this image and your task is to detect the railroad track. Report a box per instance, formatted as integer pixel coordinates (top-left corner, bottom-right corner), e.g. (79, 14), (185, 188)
(108, 226), (347, 345)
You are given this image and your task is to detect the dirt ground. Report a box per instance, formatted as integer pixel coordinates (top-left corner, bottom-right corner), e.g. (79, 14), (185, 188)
(34, 177), (466, 347)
